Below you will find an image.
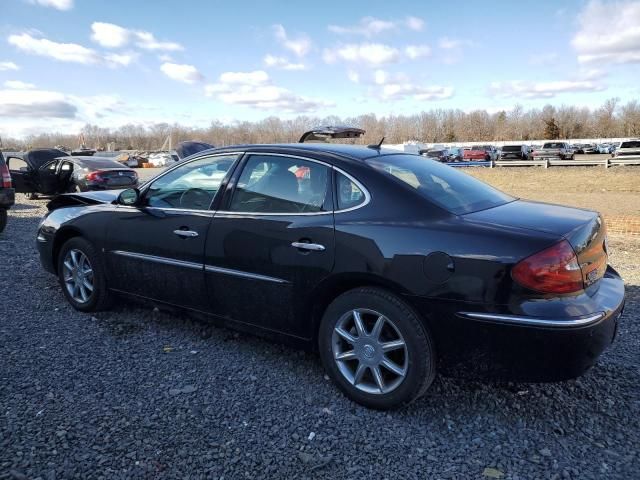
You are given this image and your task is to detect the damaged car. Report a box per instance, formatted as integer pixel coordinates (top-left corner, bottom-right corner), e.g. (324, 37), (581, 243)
(8, 151), (138, 198)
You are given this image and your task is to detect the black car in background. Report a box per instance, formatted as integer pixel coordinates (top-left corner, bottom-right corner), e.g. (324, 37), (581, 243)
(35, 128), (625, 409)
(8, 152), (138, 198)
(500, 145), (531, 160)
(420, 149), (449, 162)
(0, 151), (15, 233)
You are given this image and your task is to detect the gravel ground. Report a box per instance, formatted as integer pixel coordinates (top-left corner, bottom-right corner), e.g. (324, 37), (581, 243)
(1, 195), (639, 480)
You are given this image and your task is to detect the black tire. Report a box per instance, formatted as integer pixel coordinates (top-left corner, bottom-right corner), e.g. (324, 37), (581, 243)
(0, 208), (7, 233)
(57, 237), (112, 312)
(318, 287), (436, 409)
(25, 192), (38, 200)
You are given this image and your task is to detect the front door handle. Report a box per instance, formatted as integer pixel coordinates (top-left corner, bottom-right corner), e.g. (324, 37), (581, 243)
(173, 229), (199, 238)
(291, 241), (325, 252)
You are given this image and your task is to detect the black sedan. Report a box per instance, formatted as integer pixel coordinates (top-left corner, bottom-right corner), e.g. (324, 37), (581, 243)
(9, 152), (138, 197)
(35, 130), (625, 409)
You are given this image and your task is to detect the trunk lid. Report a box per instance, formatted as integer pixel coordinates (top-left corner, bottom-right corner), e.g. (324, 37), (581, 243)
(465, 199), (608, 290)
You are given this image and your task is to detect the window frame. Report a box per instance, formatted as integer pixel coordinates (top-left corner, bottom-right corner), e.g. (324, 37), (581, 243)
(136, 152), (244, 213)
(217, 152), (370, 216)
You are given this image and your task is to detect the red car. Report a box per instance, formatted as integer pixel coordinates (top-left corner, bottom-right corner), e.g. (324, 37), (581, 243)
(463, 145), (498, 161)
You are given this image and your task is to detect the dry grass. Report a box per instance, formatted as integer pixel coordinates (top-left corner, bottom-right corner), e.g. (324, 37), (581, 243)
(465, 166), (640, 216)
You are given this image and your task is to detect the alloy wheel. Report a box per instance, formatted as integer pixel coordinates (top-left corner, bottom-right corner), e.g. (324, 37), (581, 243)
(332, 308), (408, 395)
(62, 249), (94, 303)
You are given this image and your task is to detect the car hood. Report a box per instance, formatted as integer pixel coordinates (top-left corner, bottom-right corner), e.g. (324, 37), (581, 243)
(47, 189), (122, 211)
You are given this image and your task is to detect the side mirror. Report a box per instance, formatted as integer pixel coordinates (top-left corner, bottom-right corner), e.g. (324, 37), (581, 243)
(117, 188), (140, 206)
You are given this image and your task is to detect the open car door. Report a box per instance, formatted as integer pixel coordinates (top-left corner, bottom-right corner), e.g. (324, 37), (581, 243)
(298, 126), (365, 143)
(6, 156), (37, 194)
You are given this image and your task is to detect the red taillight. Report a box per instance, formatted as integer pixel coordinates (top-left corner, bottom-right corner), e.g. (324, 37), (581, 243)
(86, 171), (104, 182)
(1, 164), (12, 188)
(512, 240), (583, 294)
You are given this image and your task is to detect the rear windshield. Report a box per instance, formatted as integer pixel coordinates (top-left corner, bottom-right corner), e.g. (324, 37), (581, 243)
(621, 141), (640, 148)
(543, 143), (565, 149)
(502, 145), (522, 152)
(366, 154), (514, 214)
(78, 157), (127, 169)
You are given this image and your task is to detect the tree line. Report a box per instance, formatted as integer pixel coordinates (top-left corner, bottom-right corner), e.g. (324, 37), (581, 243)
(3, 98), (640, 151)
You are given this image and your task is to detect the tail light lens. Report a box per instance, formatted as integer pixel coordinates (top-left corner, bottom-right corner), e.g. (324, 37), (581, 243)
(86, 170), (105, 182)
(512, 240), (583, 294)
(1, 164), (12, 188)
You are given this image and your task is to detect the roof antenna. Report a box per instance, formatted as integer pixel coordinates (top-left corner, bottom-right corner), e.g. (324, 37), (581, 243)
(368, 136), (385, 150)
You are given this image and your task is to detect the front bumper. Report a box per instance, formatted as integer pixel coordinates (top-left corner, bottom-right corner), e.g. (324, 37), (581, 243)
(406, 267), (625, 381)
(0, 188), (15, 208)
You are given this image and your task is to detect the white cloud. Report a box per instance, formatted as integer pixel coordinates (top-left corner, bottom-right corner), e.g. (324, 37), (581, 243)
(4, 80), (36, 90)
(374, 69), (388, 85)
(347, 70), (360, 83)
(135, 31), (183, 52)
(158, 54), (173, 62)
(406, 16), (425, 31)
(0, 61), (19, 71)
(489, 79), (605, 98)
(29, 0), (73, 10)
(104, 52), (137, 68)
(273, 25), (311, 57)
(91, 22), (130, 48)
(90, 21), (183, 51)
(160, 63), (204, 84)
(328, 16), (425, 36)
(205, 70), (331, 113)
(8, 32), (136, 68)
(379, 83), (454, 101)
(405, 45), (432, 59)
(438, 37), (465, 49)
(323, 43), (401, 66)
(0, 88), (77, 118)
(263, 54), (306, 71)
(8, 33), (101, 64)
(572, 0), (640, 64)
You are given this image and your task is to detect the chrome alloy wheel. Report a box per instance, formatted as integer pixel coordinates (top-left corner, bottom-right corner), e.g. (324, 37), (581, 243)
(332, 308), (408, 395)
(62, 249), (94, 304)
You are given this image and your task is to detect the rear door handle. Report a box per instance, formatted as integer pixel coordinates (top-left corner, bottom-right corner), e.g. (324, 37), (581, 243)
(291, 242), (325, 252)
(173, 229), (199, 238)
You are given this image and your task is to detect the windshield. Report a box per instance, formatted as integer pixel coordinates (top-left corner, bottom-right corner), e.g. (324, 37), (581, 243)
(543, 143), (565, 149)
(621, 141), (640, 148)
(366, 154), (514, 214)
(79, 157), (128, 169)
(502, 146), (522, 152)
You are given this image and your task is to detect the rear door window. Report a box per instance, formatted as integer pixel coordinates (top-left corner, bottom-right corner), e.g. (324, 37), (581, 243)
(229, 154), (330, 214)
(336, 172), (366, 210)
(366, 154), (514, 215)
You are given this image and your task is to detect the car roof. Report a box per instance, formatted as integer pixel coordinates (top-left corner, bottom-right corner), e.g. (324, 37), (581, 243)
(193, 142), (410, 163)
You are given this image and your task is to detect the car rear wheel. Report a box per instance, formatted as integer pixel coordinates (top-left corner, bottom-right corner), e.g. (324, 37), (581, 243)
(0, 208), (7, 233)
(57, 237), (112, 312)
(319, 287), (436, 409)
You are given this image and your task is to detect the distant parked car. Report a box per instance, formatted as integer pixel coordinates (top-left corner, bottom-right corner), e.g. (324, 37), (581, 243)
(597, 144), (612, 154)
(446, 147), (463, 162)
(0, 151), (15, 233)
(532, 142), (574, 160)
(464, 145), (499, 161)
(421, 149), (449, 162)
(500, 145), (531, 160)
(613, 139), (640, 157)
(583, 144), (598, 154)
(8, 154), (138, 197)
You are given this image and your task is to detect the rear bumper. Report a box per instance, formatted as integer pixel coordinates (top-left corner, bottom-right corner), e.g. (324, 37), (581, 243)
(0, 188), (15, 208)
(406, 267), (625, 381)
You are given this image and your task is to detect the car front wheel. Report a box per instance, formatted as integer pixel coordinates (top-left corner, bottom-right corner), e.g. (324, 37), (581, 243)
(57, 237), (112, 312)
(319, 287), (436, 409)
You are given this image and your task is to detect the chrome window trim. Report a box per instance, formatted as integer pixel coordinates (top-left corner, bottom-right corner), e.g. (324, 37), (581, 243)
(204, 265), (288, 284)
(115, 205), (215, 216)
(217, 152), (371, 217)
(333, 166), (371, 213)
(111, 250), (203, 270)
(110, 250), (288, 284)
(458, 311), (605, 328)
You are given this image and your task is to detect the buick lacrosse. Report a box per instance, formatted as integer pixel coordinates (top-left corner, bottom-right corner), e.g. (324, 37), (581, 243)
(36, 128), (625, 409)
